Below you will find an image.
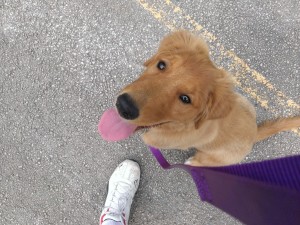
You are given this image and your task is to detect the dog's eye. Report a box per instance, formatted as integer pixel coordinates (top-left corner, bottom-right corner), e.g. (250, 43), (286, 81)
(179, 95), (191, 104)
(157, 61), (166, 70)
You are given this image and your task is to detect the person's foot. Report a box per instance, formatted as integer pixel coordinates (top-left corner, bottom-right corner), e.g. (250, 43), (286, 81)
(100, 160), (140, 225)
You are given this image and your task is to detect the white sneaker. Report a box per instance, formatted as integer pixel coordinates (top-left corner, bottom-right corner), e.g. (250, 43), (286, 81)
(100, 160), (140, 225)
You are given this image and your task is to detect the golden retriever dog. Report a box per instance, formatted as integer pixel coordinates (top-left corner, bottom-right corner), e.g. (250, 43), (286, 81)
(116, 30), (300, 166)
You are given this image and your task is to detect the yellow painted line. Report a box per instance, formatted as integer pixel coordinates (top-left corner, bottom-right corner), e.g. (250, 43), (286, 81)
(165, 0), (299, 110)
(225, 50), (299, 110)
(137, 1), (175, 30)
(137, 0), (300, 135)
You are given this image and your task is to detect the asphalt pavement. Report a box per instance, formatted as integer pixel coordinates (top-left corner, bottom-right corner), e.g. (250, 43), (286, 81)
(1, 0), (299, 224)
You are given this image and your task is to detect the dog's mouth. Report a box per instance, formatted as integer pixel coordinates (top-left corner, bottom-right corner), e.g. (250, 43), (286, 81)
(135, 121), (169, 132)
(98, 108), (168, 142)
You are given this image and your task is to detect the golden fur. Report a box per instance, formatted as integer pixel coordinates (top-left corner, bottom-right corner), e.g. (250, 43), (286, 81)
(119, 30), (300, 166)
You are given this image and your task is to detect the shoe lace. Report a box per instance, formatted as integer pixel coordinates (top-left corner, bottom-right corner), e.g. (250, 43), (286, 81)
(103, 181), (132, 217)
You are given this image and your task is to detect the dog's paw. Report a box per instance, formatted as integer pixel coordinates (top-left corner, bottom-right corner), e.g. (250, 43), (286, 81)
(185, 157), (203, 167)
(184, 157), (193, 165)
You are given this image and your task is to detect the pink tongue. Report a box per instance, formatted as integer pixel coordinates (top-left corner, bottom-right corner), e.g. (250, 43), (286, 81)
(98, 108), (138, 141)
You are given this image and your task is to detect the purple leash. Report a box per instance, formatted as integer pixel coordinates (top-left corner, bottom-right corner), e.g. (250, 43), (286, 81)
(149, 146), (300, 225)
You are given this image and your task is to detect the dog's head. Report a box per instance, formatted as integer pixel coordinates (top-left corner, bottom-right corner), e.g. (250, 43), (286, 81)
(116, 31), (235, 131)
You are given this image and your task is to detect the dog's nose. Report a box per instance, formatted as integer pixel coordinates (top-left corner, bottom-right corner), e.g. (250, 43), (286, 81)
(116, 93), (139, 120)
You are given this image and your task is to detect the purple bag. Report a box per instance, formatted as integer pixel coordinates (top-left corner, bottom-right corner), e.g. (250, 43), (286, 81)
(149, 146), (300, 225)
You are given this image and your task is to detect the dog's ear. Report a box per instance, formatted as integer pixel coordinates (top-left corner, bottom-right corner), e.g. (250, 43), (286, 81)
(194, 70), (235, 128)
(207, 70), (235, 120)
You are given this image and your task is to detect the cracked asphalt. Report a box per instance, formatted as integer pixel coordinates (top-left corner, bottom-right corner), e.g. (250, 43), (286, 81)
(1, 0), (299, 224)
